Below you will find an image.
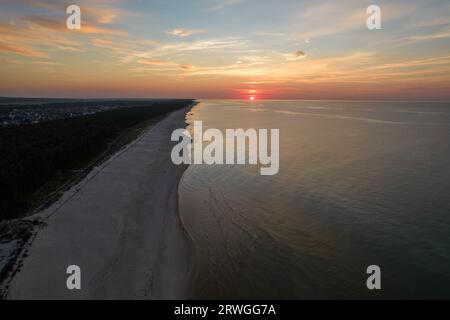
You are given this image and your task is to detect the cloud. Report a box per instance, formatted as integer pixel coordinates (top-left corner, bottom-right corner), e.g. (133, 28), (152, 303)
(237, 55), (270, 65)
(31, 60), (63, 65)
(136, 58), (196, 72)
(293, 1), (424, 40)
(366, 55), (450, 71)
(0, 20), (80, 59)
(0, 42), (49, 58)
(381, 26), (450, 49)
(83, 7), (121, 24)
(25, 0), (131, 25)
(180, 62), (271, 77)
(24, 16), (127, 35)
(409, 29), (450, 41)
(172, 38), (247, 51)
(23, 0), (65, 13)
(23, 16), (66, 31)
(180, 64), (196, 71)
(284, 51), (306, 61)
(206, 0), (243, 11)
(91, 38), (130, 53)
(167, 28), (205, 37)
(55, 45), (82, 52)
(0, 3), (133, 61)
(137, 58), (169, 66)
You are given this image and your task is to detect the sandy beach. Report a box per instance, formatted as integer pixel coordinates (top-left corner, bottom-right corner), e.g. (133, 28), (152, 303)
(7, 106), (195, 299)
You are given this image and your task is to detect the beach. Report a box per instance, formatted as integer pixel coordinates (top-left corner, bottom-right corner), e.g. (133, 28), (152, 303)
(6, 106), (195, 299)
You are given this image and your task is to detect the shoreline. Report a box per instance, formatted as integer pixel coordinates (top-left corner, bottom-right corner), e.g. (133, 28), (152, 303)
(177, 171), (200, 298)
(5, 106), (195, 299)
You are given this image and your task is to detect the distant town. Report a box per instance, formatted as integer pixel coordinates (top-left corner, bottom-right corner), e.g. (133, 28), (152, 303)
(0, 98), (178, 127)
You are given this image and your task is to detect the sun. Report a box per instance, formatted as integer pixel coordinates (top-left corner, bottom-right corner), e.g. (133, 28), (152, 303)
(249, 96), (255, 101)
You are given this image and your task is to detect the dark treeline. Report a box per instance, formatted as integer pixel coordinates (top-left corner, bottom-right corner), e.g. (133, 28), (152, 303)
(0, 97), (179, 106)
(0, 98), (188, 109)
(0, 100), (194, 221)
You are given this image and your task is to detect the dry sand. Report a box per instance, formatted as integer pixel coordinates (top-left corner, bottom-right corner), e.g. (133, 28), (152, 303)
(7, 107), (195, 299)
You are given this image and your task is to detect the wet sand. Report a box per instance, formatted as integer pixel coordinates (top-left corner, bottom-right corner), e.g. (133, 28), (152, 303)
(7, 107), (195, 299)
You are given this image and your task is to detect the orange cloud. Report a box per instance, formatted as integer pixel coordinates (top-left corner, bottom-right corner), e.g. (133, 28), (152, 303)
(136, 58), (196, 71)
(284, 51), (307, 61)
(167, 28), (205, 37)
(137, 59), (170, 65)
(0, 42), (48, 58)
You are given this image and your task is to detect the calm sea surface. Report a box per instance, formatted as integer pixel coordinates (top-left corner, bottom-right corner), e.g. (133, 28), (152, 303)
(179, 100), (450, 299)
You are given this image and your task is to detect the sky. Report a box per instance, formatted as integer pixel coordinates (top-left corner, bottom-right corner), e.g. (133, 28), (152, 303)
(1, 0), (450, 100)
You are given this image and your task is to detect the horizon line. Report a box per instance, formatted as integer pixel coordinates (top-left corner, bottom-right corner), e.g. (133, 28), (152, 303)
(0, 96), (450, 103)
(1, 96), (450, 103)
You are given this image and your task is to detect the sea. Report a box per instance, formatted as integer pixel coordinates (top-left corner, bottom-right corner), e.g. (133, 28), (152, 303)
(179, 100), (450, 299)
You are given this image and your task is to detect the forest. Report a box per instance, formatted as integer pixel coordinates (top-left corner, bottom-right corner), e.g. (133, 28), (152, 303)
(0, 100), (194, 221)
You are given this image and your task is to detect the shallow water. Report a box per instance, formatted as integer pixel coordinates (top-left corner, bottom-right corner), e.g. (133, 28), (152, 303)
(179, 100), (450, 299)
